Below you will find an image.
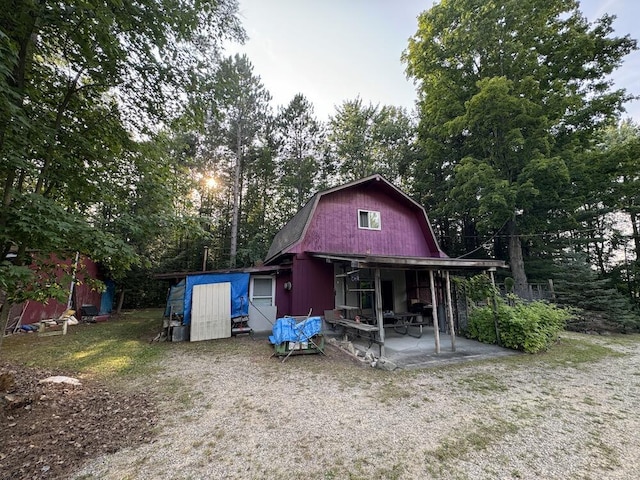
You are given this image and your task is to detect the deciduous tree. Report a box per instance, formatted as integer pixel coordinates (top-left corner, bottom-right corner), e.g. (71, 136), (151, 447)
(404, 0), (636, 296)
(0, 1), (244, 328)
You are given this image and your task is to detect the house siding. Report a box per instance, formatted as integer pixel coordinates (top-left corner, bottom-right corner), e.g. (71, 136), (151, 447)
(291, 254), (334, 316)
(297, 186), (439, 257)
(274, 272), (292, 318)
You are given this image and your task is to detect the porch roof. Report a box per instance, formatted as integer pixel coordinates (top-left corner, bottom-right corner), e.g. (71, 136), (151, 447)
(310, 252), (507, 270)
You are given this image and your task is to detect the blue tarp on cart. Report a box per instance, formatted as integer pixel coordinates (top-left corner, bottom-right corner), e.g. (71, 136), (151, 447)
(269, 316), (322, 345)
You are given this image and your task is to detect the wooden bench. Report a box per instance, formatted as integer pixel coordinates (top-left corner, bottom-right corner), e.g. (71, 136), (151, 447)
(324, 311), (381, 348)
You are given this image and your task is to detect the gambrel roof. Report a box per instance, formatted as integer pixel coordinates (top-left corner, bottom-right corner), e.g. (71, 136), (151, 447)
(265, 174), (447, 264)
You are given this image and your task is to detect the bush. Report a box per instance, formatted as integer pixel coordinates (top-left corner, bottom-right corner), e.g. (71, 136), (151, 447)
(466, 303), (506, 345)
(467, 300), (572, 353)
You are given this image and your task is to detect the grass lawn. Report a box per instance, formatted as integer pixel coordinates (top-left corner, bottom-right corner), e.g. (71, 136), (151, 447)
(0, 309), (167, 382)
(2, 308), (637, 384)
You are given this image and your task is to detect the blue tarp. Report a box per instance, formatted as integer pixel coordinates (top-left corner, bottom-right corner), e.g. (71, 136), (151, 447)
(269, 316), (322, 345)
(164, 279), (185, 317)
(99, 280), (116, 314)
(183, 273), (250, 325)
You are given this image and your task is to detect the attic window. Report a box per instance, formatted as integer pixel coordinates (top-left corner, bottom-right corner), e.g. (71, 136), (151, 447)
(358, 210), (381, 230)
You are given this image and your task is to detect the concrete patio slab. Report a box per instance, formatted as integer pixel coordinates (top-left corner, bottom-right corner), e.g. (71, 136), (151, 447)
(344, 326), (520, 369)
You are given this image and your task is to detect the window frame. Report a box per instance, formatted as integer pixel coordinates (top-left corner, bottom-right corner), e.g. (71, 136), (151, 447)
(249, 276), (275, 306)
(357, 209), (381, 230)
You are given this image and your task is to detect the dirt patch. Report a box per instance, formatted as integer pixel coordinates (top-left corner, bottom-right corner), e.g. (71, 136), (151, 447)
(0, 362), (157, 480)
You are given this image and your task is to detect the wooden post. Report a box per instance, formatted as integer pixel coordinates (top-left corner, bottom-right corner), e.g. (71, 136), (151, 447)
(67, 251), (80, 310)
(488, 267), (496, 287)
(374, 268), (385, 357)
(548, 279), (556, 300)
(491, 294), (502, 347)
(445, 271), (456, 352)
(429, 269), (440, 354)
(202, 246), (209, 272)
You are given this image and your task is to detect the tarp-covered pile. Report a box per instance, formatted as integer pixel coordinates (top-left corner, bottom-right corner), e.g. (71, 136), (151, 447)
(163, 273), (250, 325)
(269, 316), (322, 345)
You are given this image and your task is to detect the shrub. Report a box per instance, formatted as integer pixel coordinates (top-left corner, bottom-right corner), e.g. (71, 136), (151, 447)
(466, 303), (507, 345)
(467, 299), (572, 353)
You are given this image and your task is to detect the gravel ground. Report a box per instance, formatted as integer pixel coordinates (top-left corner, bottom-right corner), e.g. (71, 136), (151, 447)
(75, 333), (640, 480)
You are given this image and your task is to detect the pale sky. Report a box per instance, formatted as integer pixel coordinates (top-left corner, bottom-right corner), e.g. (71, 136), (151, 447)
(227, 0), (640, 122)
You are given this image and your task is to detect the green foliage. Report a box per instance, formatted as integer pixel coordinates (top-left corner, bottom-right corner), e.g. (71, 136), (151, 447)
(467, 299), (572, 353)
(0, 262), (33, 300)
(0, 1), (244, 312)
(466, 304), (501, 345)
(455, 274), (498, 302)
(275, 93), (324, 219)
(553, 254), (640, 332)
(326, 98), (417, 187)
(504, 277), (515, 293)
(501, 301), (570, 353)
(204, 53), (273, 267)
(403, 0), (637, 281)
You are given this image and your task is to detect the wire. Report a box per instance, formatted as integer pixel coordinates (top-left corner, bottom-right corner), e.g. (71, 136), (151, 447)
(455, 217), (511, 259)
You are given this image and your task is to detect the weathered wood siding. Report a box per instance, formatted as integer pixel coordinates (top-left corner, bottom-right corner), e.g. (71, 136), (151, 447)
(8, 255), (105, 325)
(296, 186), (441, 257)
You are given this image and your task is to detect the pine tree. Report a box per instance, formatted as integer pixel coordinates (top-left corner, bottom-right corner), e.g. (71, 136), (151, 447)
(553, 254), (640, 333)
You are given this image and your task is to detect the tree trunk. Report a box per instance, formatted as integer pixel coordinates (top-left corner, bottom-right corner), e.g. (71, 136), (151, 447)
(116, 289), (125, 315)
(507, 218), (529, 299)
(0, 8), (39, 237)
(630, 211), (640, 261)
(229, 124), (242, 268)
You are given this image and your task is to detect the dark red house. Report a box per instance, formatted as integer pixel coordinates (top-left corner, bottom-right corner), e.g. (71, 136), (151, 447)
(263, 174), (506, 353)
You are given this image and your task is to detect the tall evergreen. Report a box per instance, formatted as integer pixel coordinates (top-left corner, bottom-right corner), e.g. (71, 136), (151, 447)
(554, 254), (640, 332)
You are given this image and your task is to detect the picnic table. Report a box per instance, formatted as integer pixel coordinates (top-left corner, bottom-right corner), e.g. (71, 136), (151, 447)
(391, 312), (432, 338)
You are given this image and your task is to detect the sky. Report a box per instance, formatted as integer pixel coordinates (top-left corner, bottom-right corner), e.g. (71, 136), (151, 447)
(227, 0), (640, 122)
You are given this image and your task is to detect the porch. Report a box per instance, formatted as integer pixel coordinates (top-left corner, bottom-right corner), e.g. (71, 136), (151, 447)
(314, 252), (508, 357)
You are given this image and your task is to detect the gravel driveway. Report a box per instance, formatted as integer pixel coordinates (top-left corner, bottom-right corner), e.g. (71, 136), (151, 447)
(75, 332), (640, 480)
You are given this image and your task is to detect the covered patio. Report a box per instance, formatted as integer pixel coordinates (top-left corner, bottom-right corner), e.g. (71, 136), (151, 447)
(314, 252), (507, 357)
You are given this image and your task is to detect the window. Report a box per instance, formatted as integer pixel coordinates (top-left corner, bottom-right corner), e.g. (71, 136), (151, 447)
(358, 210), (381, 230)
(250, 276), (274, 306)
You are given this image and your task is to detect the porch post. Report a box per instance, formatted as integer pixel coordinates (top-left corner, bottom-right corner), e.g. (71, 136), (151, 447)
(488, 267), (496, 286)
(445, 270), (456, 352)
(429, 269), (440, 354)
(374, 268), (385, 357)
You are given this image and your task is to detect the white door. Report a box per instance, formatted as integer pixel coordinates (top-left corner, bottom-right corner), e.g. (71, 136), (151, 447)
(190, 283), (231, 341)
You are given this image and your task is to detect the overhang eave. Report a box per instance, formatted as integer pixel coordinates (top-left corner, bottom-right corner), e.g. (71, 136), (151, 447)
(310, 253), (507, 270)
